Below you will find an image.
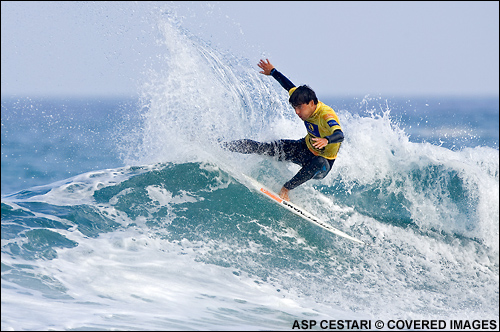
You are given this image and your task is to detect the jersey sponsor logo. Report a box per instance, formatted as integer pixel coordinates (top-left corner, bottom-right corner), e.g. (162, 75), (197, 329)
(305, 122), (320, 137)
(327, 119), (339, 127)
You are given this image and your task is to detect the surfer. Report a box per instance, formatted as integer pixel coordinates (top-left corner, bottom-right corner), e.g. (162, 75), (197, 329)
(223, 59), (344, 201)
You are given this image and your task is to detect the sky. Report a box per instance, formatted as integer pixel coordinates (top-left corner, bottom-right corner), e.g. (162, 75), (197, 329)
(1, 1), (499, 98)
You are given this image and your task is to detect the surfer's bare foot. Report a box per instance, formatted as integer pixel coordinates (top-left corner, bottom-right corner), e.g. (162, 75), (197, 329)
(279, 187), (290, 201)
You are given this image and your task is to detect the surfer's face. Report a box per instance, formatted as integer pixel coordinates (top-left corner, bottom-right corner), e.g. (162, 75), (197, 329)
(293, 100), (316, 120)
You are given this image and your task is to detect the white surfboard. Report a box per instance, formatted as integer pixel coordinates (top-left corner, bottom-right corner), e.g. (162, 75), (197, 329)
(241, 174), (366, 245)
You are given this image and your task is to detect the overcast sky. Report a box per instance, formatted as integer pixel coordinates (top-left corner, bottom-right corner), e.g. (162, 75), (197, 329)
(1, 1), (498, 98)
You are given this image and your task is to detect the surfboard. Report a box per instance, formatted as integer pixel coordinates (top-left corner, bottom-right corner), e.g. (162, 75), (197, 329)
(241, 174), (366, 245)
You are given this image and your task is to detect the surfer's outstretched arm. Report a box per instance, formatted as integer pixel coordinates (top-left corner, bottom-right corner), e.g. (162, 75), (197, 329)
(258, 59), (295, 92)
(257, 59), (274, 75)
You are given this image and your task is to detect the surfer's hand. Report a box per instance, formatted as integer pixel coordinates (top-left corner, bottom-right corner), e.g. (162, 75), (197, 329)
(311, 137), (328, 149)
(279, 187), (290, 201)
(258, 59), (274, 75)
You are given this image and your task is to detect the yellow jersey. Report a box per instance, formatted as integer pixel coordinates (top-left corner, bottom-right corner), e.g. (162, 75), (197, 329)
(303, 101), (342, 160)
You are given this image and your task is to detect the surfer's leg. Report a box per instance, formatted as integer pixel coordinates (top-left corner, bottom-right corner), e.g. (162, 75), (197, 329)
(223, 139), (282, 156)
(312, 158), (335, 180)
(223, 139), (307, 161)
(283, 157), (335, 190)
(277, 138), (311, 165)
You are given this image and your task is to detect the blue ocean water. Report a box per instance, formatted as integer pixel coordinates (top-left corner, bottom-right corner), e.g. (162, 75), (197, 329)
(2, 14), (499, 331)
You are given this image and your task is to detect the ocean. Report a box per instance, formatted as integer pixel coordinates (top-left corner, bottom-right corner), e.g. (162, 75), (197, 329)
(2, 15), (499, 331)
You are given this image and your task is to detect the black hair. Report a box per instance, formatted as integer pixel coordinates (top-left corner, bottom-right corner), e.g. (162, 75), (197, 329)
(289, 85), (318, 107)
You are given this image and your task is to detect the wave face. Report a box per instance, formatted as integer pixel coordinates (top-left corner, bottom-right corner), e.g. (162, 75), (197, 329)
(2, 10), (498, 331)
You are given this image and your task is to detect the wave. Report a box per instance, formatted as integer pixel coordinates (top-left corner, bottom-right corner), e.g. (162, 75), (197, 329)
(113, 13), (498, 251)
(2, 154), (498, 322)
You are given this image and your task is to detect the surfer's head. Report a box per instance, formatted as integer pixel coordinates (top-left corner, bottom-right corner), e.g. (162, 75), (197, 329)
(288, 85), (318, 108)
(289, 85), (318, 120)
